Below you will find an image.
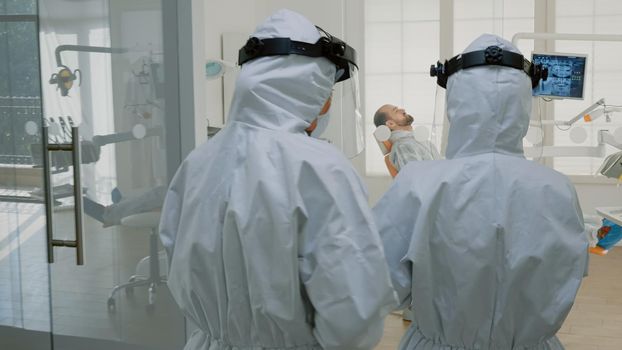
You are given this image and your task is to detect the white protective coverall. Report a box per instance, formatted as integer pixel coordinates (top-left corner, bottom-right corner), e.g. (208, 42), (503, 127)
(159, 9), (396, 350)
(373, 34), (589, 350)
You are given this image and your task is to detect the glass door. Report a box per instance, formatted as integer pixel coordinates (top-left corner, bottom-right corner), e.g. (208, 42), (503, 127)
(37, 0), (186, 348)
(0, 0), (53, 349)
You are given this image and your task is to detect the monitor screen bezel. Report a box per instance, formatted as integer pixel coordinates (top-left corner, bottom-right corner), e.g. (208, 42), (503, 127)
(531, 51), (588, 100)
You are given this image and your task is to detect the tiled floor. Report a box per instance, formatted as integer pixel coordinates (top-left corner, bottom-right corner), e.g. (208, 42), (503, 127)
(375, 248), (622, 350)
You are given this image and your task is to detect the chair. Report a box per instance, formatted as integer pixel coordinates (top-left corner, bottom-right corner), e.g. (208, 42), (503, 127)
(107, 211), (167, 312)
(373, 125), (399, 178)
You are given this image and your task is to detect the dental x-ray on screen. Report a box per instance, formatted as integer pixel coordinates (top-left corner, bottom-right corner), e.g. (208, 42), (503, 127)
(532, 52), (587, 99)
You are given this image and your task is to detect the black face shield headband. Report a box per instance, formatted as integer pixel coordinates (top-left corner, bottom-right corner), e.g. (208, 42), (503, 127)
(430, 45), (548, 89)
(238, 26), (357, 83)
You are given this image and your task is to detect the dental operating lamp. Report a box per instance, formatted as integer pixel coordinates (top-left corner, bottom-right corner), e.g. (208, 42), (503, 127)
(563, 98), (605, 126)
(524, 98), (622, 158)
(49, 45), (128, 96)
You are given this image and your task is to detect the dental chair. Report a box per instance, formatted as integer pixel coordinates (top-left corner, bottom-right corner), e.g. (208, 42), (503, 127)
(373, 125), (398, 178)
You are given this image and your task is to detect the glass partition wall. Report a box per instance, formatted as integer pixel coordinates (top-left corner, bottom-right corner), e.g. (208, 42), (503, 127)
(1, 0), (189, 349)
(0, 1), (52, 349)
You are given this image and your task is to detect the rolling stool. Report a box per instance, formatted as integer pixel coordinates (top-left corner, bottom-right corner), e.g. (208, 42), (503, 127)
(107, 211), (167, 312)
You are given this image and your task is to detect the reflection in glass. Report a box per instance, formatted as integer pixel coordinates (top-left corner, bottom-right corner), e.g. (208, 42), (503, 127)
(0, 0), (36, 15)
(0, 3), (52, 347)
(37, 0), (185, 349)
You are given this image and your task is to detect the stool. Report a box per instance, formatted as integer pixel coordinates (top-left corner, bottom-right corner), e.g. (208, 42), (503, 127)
(107, 211), (166, 312)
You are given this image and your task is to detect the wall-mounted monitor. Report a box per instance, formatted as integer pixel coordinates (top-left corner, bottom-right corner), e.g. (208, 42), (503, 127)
(532, 52), (587, 100)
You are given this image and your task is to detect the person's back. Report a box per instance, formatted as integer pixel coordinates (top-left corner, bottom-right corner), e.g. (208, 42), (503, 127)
(374, 34), (589, 349)
(160, 9), (396, 350)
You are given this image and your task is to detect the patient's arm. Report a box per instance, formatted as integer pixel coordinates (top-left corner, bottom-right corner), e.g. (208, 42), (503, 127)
(83, 186), (166, 227)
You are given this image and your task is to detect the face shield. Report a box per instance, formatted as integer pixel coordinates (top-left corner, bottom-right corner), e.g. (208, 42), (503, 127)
(238, 26), (364, 158)
(320, 62), (363, 158)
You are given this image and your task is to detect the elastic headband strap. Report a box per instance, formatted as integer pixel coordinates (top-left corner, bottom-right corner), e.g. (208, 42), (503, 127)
(445, 47), (529, 76)
(239, 38), (325, 66)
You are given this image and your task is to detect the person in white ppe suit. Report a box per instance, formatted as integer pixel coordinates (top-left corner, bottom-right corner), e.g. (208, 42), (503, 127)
(159, 9), (396, 350)
(374, 34), (589, 349)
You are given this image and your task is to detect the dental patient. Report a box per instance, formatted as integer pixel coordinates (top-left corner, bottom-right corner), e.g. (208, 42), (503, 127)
(373, 104), (440, 172)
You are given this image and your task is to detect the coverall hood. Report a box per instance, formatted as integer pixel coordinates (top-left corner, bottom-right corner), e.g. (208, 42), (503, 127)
(445, 34), (532, 159)
(228, 9), (336, 134)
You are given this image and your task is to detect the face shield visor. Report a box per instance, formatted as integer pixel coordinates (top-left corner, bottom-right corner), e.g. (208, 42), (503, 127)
(321, 62), (363, 158)
(238, 26), (364, 158)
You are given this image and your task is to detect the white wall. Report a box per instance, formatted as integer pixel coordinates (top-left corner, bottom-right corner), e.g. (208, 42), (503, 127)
(202, 0), (256, 138)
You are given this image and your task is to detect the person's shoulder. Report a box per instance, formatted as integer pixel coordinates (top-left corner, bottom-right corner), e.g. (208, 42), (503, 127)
(301, 149), (360, 183)
(176, 128), (241, 184)
(290, 139), (365, 185)
(289, 137), (353, 167)
(185, 127), (229, 162)
(399, 158), (453, 174)
(394, 159), (458, 191)
(494, 157), (578, 204)
(180, 142), (219, 178)
(516, 158), (573, 186)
